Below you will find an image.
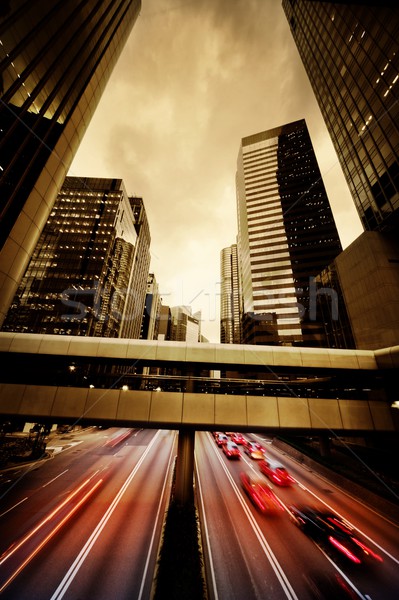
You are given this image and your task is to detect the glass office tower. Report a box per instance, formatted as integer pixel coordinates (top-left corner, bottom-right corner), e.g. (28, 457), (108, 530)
(0, 0), (141, 327)
(220, 244), (242, 344)
(2, 177), (150, 338)
(236, 119), (342, 346)
(282, 1), (399, 232)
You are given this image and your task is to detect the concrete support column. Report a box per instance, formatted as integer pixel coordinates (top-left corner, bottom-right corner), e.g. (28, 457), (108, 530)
(319, 434), (331, 458)
(174, 428), (195, 506)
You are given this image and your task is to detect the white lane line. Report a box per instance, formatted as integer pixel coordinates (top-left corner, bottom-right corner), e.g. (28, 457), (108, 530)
(137, 432), (177, 600)
(42, 470), (69, 488)
(195, 453), (219, 600)
(0, 497), (28, 519)
(50, 430), (162, 600)
(207, 435), (299, 600)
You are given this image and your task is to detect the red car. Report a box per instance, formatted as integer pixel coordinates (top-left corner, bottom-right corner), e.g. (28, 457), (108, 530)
(243, 441), (265, 460)
(259, 459), (295, 486)
(240, 471), (283, 514)
(230, 432), (246, 445)
(215, 433), (229, 446)
(223, 441), (241, 459)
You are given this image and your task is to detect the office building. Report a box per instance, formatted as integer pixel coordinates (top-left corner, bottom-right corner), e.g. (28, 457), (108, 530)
(120, 196), (151, 339)
(236, 119), (342, 346)
(317, 231), (399, 350)
(220, 244), (242, 344)
(0, 1), (141, 327)
(170, 306), (201, 343)
(141, 273), (161, 340)
(157, 305), (172, 341)
(2, 177), (149, 338)
(282, 1), (399, 232)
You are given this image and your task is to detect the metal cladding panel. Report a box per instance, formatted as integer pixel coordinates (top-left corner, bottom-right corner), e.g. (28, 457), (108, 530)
(277, 396), (312, 429)
(339, 399), (375, 431)
(52, 387), (88, 419)
(96, 339), (129, 359)
(214, 394), (247, 427)
(0, 383), (25, 414)
(214, 344), (246, 365)
(368, 401), (395, 431)
(182, 393), (215, 425)
(308, 398), (343, 430)
(117, 390), (152, 422)
(149, 391), (183, 424)
(84, 388), (120, 421)
(20, 385), (56, 417)
(246, 395), (279, 428)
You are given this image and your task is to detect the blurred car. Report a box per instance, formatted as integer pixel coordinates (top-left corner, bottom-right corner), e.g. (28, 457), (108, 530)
(230, 432), (246, 445)
(289, 505), (383, 565)
(303, 571), (360, 600)
(240, 471), (284, 514)
(243, 442), (265, 460)
(215, 433), (229, 446)
(222, 441), (241, 459)
(259, 459), (295, 486)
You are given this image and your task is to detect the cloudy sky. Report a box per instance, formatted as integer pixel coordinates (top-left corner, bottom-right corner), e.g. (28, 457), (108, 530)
(69, 0), (363, 342)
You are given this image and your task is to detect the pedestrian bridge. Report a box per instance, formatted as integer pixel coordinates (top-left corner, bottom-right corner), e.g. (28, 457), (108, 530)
(0, 333), (397, 434)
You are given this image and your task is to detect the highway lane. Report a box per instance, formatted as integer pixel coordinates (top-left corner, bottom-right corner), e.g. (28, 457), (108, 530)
(196, 431), (399, 600)
(0, 427), (176, 600)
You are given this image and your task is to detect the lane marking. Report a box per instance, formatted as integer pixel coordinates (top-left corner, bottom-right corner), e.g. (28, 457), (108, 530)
(0, 497), (28, 519)
(205, 433), (299, 600)
(49, 430), (162, 600)
(42, 470), (69, 488)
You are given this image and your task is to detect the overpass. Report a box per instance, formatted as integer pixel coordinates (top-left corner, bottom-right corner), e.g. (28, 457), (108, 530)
(1, 333), (398, 503)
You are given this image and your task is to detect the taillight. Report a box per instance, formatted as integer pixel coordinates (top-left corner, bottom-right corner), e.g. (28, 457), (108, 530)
(328, 536), (361, 564)
(351, 537), (383, 562)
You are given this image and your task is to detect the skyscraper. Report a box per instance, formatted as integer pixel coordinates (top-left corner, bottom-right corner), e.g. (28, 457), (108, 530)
(170, 306), (201, 343)
(2, 177), (149, 338)
(282, 1), (399, 232)
(220, 244), (241, 344)
(119, 196), (151, 339)
(140, 273), (161, 341)
(0, 1), (141, 327)
(236, 119), (342, 346)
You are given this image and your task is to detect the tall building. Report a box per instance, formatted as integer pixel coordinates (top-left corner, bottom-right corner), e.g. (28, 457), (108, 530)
(157, 304), (172, 341)
(2, 177), (149, 338)
(220, 244), (241, 344)
(141, 273), (161, 340)
(0, 1), (141, 327)
(120, 196), (151, 339)
(282, 1), (399, 232)
(170, 306), (201, 343)
(236, 119), (342, 346)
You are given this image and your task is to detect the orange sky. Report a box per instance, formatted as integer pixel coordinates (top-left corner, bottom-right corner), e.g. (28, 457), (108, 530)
(69, 0), (363, 342)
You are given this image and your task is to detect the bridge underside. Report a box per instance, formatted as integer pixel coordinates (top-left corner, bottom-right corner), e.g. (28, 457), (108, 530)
(0, 383), (395, 435)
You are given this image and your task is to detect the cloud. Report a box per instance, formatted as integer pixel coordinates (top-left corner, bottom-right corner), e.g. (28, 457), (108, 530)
(69, 0), (362, 342)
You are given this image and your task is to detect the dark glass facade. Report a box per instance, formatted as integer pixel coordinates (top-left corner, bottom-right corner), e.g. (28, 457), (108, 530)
(236, 119), (342, 346)
(0, 0), (141, 326)
(1, 177), (150, 338)
(282, 1), (399, 232)
(220, 244), (242, 344)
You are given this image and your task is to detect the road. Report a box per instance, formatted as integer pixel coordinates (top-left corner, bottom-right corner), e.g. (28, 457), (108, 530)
(0, 427), (176, 599)
(195, 431), (399, 600)
(1, 427), (398, 600)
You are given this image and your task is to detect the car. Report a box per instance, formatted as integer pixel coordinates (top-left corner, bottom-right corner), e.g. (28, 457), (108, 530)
(215, 433), (229, 446)
(303, 571), (360, 600)
(243, 442), (265, 460)
(222, 441), (241, 459)
(240, 471), (284, 514)
(289, 505), (383, 565)
(230, 432), (246, 445)
(259, 459), (295, 486)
